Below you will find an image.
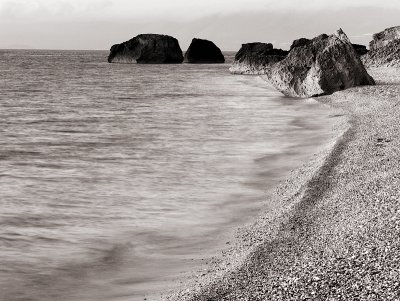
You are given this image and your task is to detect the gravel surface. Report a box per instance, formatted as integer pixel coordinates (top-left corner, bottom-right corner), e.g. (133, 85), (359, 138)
(165, 67), (400, 301)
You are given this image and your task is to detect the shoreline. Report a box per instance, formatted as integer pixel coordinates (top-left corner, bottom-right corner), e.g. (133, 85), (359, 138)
(165, 67), (400, 300)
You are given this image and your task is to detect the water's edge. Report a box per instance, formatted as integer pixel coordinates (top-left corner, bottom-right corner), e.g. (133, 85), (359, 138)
(164, 96), (350, 300)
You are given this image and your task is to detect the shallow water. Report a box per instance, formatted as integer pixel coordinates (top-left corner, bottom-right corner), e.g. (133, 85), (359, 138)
(0, 50), (335, 300)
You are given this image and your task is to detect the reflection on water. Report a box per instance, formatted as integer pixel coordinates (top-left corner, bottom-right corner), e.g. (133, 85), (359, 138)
(0, 50), (335, 300)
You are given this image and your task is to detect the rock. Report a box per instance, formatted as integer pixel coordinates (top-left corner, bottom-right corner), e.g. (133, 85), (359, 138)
(289, 36), (329, 51)
(290, 37), (368, 56)
(229, 43), (288, 75)
(370, 26), (400, 50)
(362, 26), (400, 67)
(265, 29), (375, 98)
(108, 34), (184, 64)
(352, 44), (368, 56)
(290, 38), (312, 50)
(184, 38), (225, 63)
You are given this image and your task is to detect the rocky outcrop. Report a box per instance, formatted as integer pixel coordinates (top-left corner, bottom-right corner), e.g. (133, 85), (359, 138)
(290, 37), (368, 56)
(290, 37), (317, 50)
(370, 26), (400, 50)
(265, 29), (375, 98)
(108, 34), (184, 64)
(229, 43), (288, 74)
(362, 26), (400, 67)
(184, 38), (225, 63)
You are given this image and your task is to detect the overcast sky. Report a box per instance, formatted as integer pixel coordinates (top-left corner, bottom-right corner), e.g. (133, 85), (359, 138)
(0, 0), (399, 50)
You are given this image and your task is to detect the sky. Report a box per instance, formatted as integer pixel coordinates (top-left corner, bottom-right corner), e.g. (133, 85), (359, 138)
(0, 0), (400, 50)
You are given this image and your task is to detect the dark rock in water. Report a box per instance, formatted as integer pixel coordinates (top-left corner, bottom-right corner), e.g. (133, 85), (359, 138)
(229, 43), (288, 74)
(108, 34), (184, 64)
(265, 29), (375, 98)
(184, 38), (225, 63)
(352, 44), (368, 56)
(362, 26), (400, 67)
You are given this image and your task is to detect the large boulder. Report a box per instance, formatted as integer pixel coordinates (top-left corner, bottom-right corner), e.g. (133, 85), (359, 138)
(265, 29), (375, 98)
(108, 34), (184, 64)
(229, 43), (288, 74)
(370, 26), (400, 50)
(289, 37), (316, 50)
(362, 26), (400, 67)
(290, 36), (368, 56)
(184, 38), (225, 63)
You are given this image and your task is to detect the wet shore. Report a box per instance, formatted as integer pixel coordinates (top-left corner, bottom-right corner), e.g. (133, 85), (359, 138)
(166, 67), (400, 300)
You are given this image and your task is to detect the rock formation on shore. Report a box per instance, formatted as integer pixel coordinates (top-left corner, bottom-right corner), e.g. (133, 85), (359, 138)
(264, 29), (375, 98)
(229, 43), (288, 74)
(289, 37), (321, 50)
(184, 38), (225, 63)
(107, 34), (184, 64)
(290, 37), (368, 56)
(362, 26), (400, 67)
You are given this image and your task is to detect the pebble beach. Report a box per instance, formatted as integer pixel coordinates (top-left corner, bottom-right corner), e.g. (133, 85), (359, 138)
(166, 67), (400, 300)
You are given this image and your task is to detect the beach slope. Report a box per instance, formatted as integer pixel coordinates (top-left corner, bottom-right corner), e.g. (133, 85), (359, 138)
(166, 67), (400, 300)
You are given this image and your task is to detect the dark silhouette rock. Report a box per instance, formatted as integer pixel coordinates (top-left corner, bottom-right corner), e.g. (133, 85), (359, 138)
(265, 29), (375, 98)
(108, 34), (183, 64)
(229, 43), (288, 74)
(184, 38), (225, 63)
(362, 26), (400, 67)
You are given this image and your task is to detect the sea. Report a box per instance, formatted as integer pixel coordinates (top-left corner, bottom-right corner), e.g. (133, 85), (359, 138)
(0, 50), (335, 301)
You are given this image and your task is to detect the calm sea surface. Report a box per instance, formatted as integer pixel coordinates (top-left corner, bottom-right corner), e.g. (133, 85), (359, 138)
(0, 50), (335, 301)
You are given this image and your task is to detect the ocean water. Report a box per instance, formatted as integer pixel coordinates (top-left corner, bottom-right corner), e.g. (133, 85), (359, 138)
(0, 50), (335, 301)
